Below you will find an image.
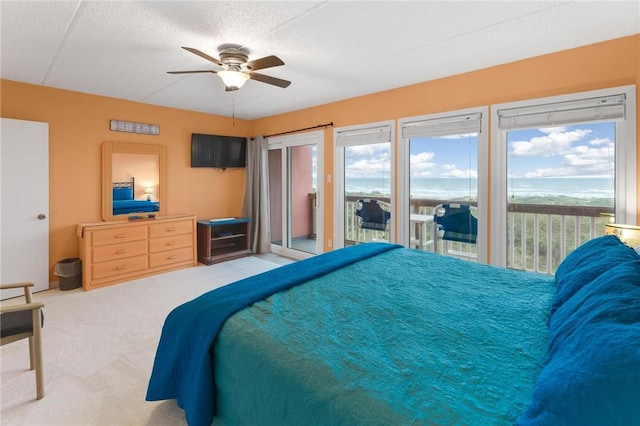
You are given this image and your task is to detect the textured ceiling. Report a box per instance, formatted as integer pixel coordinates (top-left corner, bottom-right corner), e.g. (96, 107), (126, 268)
(1, 1), (639, 120)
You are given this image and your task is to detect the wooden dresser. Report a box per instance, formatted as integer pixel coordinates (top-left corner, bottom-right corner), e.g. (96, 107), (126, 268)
(77, 215), (197, 290)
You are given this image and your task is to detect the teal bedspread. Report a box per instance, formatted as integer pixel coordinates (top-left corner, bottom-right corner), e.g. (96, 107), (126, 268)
(146, 242), (400, 426)
(213, 247), (556, 425)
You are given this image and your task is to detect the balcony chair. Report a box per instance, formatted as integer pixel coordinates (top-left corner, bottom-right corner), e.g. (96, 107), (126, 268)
(433, 203), (478, 260)
(0, 282), (45, 399)
(355, 199), (391, 244)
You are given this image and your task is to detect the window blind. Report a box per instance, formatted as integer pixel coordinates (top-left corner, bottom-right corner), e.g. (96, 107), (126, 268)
(498, 94), (626, 130)
(336, 125), (391, 147)
(401, 113), (482, 139)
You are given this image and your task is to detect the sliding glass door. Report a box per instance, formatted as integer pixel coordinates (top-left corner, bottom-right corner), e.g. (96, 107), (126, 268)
(268, 131), (323, 259)
(334, 122), (394, 248)
(398, 109), (488, 263)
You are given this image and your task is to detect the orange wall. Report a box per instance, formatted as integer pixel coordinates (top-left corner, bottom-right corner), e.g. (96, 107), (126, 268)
(1, 35), (639, 283)
(0, 82), (251, 281)
(252, 34), (640, 253)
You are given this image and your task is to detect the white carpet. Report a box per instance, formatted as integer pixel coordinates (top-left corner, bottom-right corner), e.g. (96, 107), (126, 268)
(0, 255), (288, 425)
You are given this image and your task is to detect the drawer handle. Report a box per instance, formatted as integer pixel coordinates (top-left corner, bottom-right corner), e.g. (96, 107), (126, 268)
(167, 227), (176, 232)
(167, 255), (177, 260)
(115, 234), (128, 239)
(116, 265), (128, 270)
(166, 241), (177, 246)
(116, 249), (128, 254)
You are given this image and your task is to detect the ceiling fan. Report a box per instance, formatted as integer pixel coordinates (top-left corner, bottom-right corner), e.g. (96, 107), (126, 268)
(168, 44), (291, 91)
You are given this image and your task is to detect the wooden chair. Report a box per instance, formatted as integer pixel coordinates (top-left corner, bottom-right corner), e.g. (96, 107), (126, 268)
(0, 282), (45, 399)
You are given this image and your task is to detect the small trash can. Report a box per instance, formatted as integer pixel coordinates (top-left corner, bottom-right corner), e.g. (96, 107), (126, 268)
(54, 258), (82, 291)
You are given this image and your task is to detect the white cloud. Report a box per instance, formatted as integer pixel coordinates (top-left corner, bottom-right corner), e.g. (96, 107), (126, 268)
(408, 151), (479, 178)
(344, 143), (391, 178)
(524, 143), (614, 178)
(538, 126), (567, 134)
(345, 156), (391, 178)
(509, 128), (591, 157)
(408, 151), (436, 177)
(438, 133), (478, 140)
(525, 168), (574, 178)
(346, 143), (389, 160)
(410, 151), (435, 164)
(442, 166), (477, 178)
(563, 145), (614, 174)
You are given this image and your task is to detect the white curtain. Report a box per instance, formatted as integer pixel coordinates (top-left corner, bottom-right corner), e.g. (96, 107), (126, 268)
(242, 135), (271, 253)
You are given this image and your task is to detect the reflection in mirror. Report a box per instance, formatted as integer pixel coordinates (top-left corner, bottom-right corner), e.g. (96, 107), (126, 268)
(102, 142), (166, 221)
(112, 153), (159, 215)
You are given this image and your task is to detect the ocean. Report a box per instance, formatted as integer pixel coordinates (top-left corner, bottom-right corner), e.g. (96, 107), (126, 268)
(345, 177), (614, 200)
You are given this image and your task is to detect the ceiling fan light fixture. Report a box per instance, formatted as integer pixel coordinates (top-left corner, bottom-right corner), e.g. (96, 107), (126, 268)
(170, 45), (291, 90)
(218, 70), (249, 89)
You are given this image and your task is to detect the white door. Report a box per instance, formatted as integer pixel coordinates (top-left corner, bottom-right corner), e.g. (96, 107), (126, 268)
(334, 122), (394, 248)
(398, 108), (487, 263)
(1, 118), (49, 299)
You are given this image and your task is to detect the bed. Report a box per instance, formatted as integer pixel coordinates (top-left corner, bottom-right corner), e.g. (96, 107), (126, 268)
(146, 236), (640, 426)
(112, 177), (159, 215)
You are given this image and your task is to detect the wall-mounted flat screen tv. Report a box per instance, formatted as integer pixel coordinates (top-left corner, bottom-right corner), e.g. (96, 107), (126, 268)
(191, 133), (247, 169)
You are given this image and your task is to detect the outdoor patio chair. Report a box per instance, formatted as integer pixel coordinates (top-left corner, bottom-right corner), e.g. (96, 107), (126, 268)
(355, 199), (391, 244)
(433, 203), (478, 260)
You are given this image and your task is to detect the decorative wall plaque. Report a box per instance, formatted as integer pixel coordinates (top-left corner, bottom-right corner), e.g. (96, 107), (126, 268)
(110, 120), (159, 135)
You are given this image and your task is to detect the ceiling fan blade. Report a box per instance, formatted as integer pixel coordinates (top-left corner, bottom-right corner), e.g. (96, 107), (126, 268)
(245, 55), (284, 71)
(249, 72), (291, 88)
(167, 70), (218, 74)
(182, 47), (224, 67)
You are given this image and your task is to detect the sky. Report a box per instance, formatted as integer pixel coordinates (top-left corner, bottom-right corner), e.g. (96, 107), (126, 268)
(506, 122), (615, 179)
(409, 134), (478, 179)
(343, 121), (616, 180)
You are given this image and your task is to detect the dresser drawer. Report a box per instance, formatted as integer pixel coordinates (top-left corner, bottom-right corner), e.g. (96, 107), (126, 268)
(79, 215), (196, 290)
(149, 246), (194, 268)
(148, 233), (193, 253)
(92, 255), (148, 280)
(92, 240), (147, 262)
(149, 220), (192, 238)
(91, 227), (147, 246)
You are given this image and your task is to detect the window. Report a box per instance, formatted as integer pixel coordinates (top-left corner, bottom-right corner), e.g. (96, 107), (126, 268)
(334, 122), (394, 248)
(491, 86), (637, 271)
(398, 108), (488, 262)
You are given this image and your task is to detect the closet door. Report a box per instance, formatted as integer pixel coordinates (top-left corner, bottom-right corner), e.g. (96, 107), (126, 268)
(1, 118), (49, 299)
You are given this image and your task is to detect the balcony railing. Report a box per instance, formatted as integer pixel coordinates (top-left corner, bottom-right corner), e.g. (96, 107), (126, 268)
(506, 203), (613, 274)
(344, 195), (613, 275)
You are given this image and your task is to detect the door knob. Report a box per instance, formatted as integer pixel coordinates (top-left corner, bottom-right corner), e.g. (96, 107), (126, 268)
(37, 214), (46, 220)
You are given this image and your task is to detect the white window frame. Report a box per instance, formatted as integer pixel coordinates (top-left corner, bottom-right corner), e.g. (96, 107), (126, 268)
(398, 106), (489, 263)
(333, 120), (395, 249)
(490, 85), (637, 267)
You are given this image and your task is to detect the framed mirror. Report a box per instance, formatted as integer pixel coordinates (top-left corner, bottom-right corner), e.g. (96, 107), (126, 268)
(102, 141), (167, 221)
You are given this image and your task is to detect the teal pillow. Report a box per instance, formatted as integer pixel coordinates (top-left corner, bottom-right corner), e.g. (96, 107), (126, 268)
(551, 235), (639, 317)
(520, 261), (640, 425)
(113, 187), (133, 201)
